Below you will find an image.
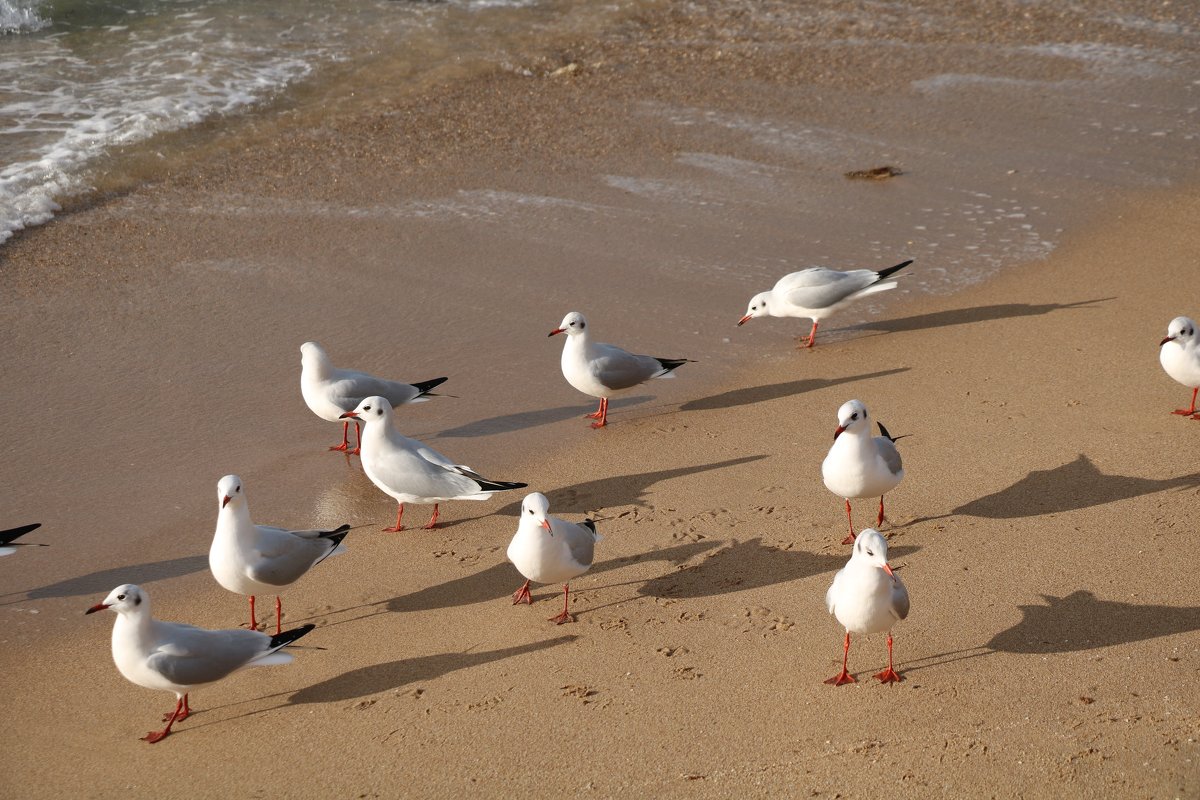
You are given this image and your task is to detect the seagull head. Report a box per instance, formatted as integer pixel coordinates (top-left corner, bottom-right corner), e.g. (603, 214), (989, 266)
(851, 529), (894, 576)
(300, 341), (328, 365)
(217, 474), (245, 510)
(520, 492), (553, 532)
(86, 584), (147, 616)
(738, 292), (771, 326)
(833, 399), (870, 439)
(549, 311), (587, 338)
(340, 395), (393, 426)
(1161, 316), (1196, 347)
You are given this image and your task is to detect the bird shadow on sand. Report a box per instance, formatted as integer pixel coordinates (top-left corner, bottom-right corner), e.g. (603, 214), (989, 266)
(637, 538), (921, 600)
(287, 636), (578, 705)
(917, 454), (1200, 521)
(386, 539), (719, 614)
(839, 297), (1113, 337)
(679, 369), (909, 413)
(491, 455), (769, 518)
(434, 397), (651, 439)
(2, 554), (209, 603)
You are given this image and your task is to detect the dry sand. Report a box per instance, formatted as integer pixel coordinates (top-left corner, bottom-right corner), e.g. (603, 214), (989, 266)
(2, 0), (1199, 796)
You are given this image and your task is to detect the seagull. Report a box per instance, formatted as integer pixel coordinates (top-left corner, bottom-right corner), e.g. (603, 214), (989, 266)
(86, 584), (315, 743)
(507, 492), (602, 624)
(738, 259), (912, 348)
(549, 311), (693, 428)
(1159, 316), (1200, 419)
(0, 523), (47, 556)
(825, 529), (910, 685)
(340, 396), (527, 530)
(300, 341), (448, 454)
(209, 474), (351, 634)
(821, 399), (905, 545)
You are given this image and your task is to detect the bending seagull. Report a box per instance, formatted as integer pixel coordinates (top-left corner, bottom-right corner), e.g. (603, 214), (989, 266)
(738, 259), (912, 348)
(1159, 316), (1200, 419)
(301, 340), (448, 454)
(0, 523), (47, 556)
(821, 399), (905, 544)
(209, 474), (351, 634)
(549, 311), (693, 428)
(86, 584), (315, 743)
(507, 492), (602, 624)
(825, 529), (909, 685)
(341, 396), (527, 531)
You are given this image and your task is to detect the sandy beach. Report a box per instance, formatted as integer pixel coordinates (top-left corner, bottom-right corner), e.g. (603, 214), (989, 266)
(2, 0), (1199, 796)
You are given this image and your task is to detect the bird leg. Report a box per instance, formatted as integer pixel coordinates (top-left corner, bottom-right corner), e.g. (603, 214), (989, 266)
(589, 398), (610, 429)
(875, 634), (903, 684)
(824, 632), (856, 686)
(422, 504), (440, 530)
(798, 320), (819, 349)
(877, 496), (886, 527)
(329, 421), (352, 452)
(548, 584), (574, 624)
(143, 696), (185, 743)
(349, 420), (363, 455)
(511, 579), (532, 605)
(841, 500), (856, 545)
(1172, 387), (1200, 417)
(383, 503), (406, 532)
(584, 399), (604, 420)
(244, 596), (260, 631)
(275, 596), (283, 636)
(162, 693), (191, 723)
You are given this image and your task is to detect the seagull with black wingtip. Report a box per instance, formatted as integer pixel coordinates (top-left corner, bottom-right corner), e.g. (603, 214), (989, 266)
(821, 399), (906, 544)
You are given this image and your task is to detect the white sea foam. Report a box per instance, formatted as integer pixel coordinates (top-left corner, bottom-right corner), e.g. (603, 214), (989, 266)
(0, 0), (46, 34)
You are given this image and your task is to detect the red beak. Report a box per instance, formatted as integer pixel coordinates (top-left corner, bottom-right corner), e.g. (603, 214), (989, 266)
(222, 495), (231, 508)
(339, 411), (360, 420)
(540, 519), (552, 532)
(85, 602), (110, 615)
(833, 425), (846, 440)
(737, 315), (752, 326)
(882, 563), (895, 577)
(1160, 336), (1175, 346)
(548, 328), (565, 337)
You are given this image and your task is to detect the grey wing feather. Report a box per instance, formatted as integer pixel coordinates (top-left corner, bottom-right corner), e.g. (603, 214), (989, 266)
(875, 437), (903, 476)
(247, 527), (333, 586)
(146, 624), (269, 686)
(779, 268), (879, 310)
(825, 567), (845, 614)
(891, 578), (911, 621)
(327, 371), (420, 411)
(591, 343), (661, 391)
(561, 521), (598, 568)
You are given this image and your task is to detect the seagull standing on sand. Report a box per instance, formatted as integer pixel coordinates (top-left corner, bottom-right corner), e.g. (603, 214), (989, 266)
(549, 311), (693, 428)
(341, 396), (527, 531)
(86, 584), (315, 743)
(0, 523), (46, 556)
(507, 492), (601, 624)
(821, 399), (905, 544)
(738, 259), (912, 348)
(825, 529), (909, 686)
(209, 475), (351, 634)
(300, 341), (448, 454)
(1159, 316), (1200, 419)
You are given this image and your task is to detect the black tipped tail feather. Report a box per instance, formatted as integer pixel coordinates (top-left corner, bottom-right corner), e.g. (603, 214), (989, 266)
(412, 377), (450, 397)
(0, 523), (45, 547)
(876, 259), (913, 281)
(269, 623), (316, 651)
(654, 357), (696, 374)
(476, 479), (528, 493)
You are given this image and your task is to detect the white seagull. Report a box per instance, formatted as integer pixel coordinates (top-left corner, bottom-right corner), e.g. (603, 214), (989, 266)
(738, 259), (912, 348)
(340, 396), (527, 530)
(821, 399), (905, 544)
(549, 311), (693, 428)
(86, 584), (315, 743)
(0, 523), (46, 556)
(209, 474), (351, 634)
(507, 492), (602, 624)
(300, 341), (448, 454)
(825, 529), (910, 685)
(1159, 316), (1200, 419)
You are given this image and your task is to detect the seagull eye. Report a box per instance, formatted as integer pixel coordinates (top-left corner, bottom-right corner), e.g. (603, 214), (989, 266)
(866, 550), (875, 557)
(117, 594), (126, 600)
(850, 413), (858, 420)
(235, 486), (241, 493)
(364, 405), (371, 411)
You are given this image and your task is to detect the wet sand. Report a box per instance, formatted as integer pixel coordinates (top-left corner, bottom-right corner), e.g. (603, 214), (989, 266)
(1, 0), (1199, 796)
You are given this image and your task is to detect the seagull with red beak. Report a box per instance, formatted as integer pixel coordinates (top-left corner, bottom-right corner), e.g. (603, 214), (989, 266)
(549, 311), (693, 428)
(737, 260), (912, 348)
(86, 583), (314, 743)
(341, 396), (527, 531)
(824, 529), (910, 686)
(1159, 316), (1200, 419)
(821, 399), (906, 544)
(506, 492), (601, 624)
